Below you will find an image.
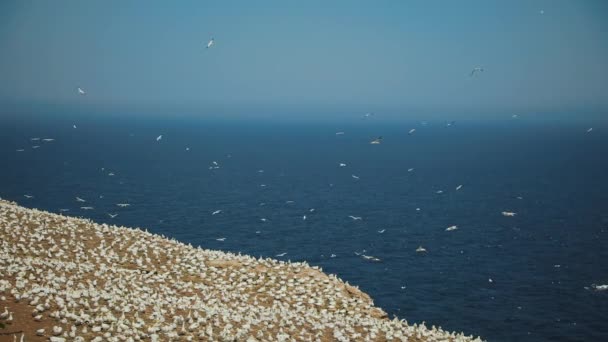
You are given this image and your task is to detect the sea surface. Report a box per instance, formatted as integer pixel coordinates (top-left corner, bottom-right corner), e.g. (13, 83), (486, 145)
(1, 113), (608, 341)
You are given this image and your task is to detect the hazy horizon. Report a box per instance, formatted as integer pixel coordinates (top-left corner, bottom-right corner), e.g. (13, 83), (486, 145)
(1, 0), (608, 120)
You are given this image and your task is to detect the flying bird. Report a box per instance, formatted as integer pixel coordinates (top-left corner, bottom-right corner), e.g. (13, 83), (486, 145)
(107, 213), (118, 218)
(378, 229), (386, 234)
(351, 174), (360, 180)
(80, 206), (94, 210)
(408, 129), (416, 135)
(362, 112), (374, 119)
(587, 128), (593, 133)
(335, 132), (345, 135)
(370, 137), (382, 144)
(212, 210), (222, 215)
(416, 246), (427, 253)
(446, 225), (458, 231)
(276, 252), (287, 257)
(77, 87), (86, 95)
(348, 215), (362, 221)
(456, 184), (463, 190)
(206, 38), (215, 49)
(73, 124), (77, 129)
(24, 195), (34, 199)
(156, 135), (162, 141)
(216, 237), (226, 242)
(339, 163), (347, 167)
(502, 211), (517, 217)
(116, 203), (131, 207)
(75, 197), (86, 202)
(470, 67), (484, 77)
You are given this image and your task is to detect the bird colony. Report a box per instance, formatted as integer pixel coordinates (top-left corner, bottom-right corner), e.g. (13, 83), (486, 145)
(0, 199), (482, 341)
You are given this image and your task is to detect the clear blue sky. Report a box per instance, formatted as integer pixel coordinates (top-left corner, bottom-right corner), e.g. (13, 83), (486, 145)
(0, 0), (607, 117)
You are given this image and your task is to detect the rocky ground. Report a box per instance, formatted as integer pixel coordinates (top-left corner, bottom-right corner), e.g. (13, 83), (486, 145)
(0, 199), (482, 341)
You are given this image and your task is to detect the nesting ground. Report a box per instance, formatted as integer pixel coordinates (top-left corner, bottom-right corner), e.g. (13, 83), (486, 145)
(0, 199), (481, 341)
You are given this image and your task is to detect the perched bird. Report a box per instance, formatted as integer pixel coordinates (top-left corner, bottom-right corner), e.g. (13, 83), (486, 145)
(470, 67), (484, 77)
(370, 136), (382, 144)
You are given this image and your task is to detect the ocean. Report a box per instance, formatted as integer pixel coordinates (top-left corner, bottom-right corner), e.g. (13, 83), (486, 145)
(1, 113), (607, 341)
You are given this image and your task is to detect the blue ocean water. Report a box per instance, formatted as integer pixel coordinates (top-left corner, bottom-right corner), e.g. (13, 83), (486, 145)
(1, 113), (608, 341)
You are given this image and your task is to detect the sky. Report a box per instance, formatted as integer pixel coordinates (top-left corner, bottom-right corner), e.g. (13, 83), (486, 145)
(0, 0), (607, 118)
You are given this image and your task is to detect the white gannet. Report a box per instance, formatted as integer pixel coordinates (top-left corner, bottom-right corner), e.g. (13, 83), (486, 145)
(216, 237), (226, 241)
(80, 206), (94, 210)
(32, 145), (40, 149)
(116, 203), (131, 207)
(156, 135), (162, 141)
(335, 131), (345, 135)
(591, 284), (608, 291)
(206, 38), (215, 49)
(408, 129), (416, 135)
(16, 149), (25, 152)
(502, 211), (517, 217)
(24, 194), (34, 199)
(456, 184), (463, 190)
(416, 246), (427, 253)
(445, 225), (458, 231)
(276, 252), (287, 257)
(73, 124), (77, 129)
(76, 197), (86, 202)
(330, 254), (336, 258)
(470, 67), (484, 77)
(363, 112), (374, 119)
(107, 213), (118, 218)
(351, 174), (360, 180)
(408, 168), (414, 172)
(539, 9), (544, 15)
(42, 138), (55, 142)
(378, 229), (386, 234)
(31, 137), (40, 141)
(339, 163), (347, 167)
(211, 210), (222, 215)
(348, 215), (362, 221)
(186, 147), (190, 151)
(362, 255), (381, 262)
(512, 114), (519, 119)
(587, 128), (593, 133)
(370, 136), (382, 144)
(302, 215), (307, 220)
(78, 87), (86, 95)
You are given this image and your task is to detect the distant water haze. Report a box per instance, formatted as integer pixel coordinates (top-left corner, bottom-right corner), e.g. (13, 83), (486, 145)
(1, 0), (608, 117)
